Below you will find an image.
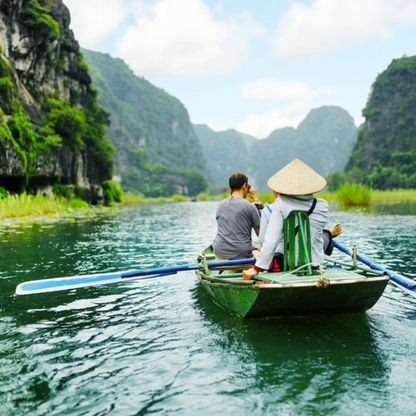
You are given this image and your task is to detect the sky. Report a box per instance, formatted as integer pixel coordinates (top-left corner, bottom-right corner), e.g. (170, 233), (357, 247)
(64, 0), (416, 138)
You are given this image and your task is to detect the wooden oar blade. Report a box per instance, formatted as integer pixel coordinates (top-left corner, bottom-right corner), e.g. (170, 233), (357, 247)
(15, 270), (178, 296)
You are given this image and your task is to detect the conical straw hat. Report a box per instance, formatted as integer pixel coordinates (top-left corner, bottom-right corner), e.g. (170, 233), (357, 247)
(267, 159), (327, 195)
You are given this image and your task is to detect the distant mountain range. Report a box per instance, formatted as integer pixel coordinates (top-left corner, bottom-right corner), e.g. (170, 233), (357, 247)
(83, 49), (359, 195)
(194, 106), (357, 192)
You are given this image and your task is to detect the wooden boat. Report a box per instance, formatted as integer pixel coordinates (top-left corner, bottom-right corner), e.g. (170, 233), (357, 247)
(196, 247), (389, 318)
(197, 212), (389, 318)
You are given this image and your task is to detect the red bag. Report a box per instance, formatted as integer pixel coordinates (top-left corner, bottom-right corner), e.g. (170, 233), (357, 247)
(268, 257), (281, 272)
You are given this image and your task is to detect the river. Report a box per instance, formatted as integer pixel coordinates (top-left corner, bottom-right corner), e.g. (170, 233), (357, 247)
(1, 201), (416, 415)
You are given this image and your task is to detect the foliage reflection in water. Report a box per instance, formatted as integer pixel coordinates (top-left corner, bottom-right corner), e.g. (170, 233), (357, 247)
(1, 201), (416, 415)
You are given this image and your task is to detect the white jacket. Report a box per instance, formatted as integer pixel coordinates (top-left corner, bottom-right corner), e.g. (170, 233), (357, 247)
(255, 195), (328, 270)
(259, 201), (276, 244)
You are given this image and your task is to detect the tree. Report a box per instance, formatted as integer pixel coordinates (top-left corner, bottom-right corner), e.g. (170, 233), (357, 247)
(185, 169), (208, 196)
(326, 171), (345, 191)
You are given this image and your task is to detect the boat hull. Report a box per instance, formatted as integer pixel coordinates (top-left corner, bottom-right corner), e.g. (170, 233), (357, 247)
(196, 269), (389, 318)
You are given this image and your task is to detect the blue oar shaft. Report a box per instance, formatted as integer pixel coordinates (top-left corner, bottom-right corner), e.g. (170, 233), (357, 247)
(15, 258), (256, 295)
(333, 240), (416, 292)
(121, 258), (255, 279)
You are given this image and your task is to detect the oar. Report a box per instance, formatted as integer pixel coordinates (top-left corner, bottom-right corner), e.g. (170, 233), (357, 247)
(333, 240), (416, 297)
(15, 258), (255, 296)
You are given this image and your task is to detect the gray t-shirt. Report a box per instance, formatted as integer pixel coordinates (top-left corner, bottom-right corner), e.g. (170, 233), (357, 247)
(213, 196), (260, 260)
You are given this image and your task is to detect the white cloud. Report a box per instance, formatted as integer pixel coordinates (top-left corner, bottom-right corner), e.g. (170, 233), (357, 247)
(275, 0), (416, 59)
(354, 114), (365, 127)
(64, 0), (129, 49)
(240, 79), (316, 101)
(237, 79), (320, 138)
(115, 0), (264, 77)
(237, 102), (314, 139)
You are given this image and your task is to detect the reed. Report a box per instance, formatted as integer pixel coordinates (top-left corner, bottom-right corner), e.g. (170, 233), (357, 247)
(171, 194), (189, 202)
(196, 192), (209, 201)
(257, 193), (276, 204)
(123, 194), (191, 204)
(371, 189), (416, 202)
(0, 193), (90, 220)
(335, 183), (372, 206)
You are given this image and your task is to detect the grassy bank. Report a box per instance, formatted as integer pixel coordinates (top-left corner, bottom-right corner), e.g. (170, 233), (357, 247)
(0, 193), (92, 220)
(261, 188), (416, 206)
(371, 189), (416, 202)
(123, 193), (222, 204)
(5, 188), (416, 221)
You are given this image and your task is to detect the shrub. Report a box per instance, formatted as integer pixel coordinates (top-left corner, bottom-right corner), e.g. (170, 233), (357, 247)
(43, 99), (86, 150)
(258, 193), (276, 204)
(102, 180), (123, 205)
(171, 194), (188, 202)
(74, 185), (85, 199)
(184, 168), (208, 196)
(326, 171), (345, 191)
(0, 186), (8, 199)
(53, 183), (72, 199)
(0, 77), (14, 113)
(21, 0), (60, 40)
(196, 192), (209, 201)
(336, 183), (371, 206)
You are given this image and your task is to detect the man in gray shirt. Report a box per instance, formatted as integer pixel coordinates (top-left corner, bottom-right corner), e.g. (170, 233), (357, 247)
(214, 173), (260, 260)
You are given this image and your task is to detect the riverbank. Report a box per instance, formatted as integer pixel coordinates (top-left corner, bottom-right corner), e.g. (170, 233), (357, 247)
(318, 188), (416, 203)
(0, 193), (105, 221)
(2, 189), (416, 220)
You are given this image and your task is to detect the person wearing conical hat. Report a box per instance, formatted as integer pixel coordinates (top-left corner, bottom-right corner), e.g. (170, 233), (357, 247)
(243, 159), (329, 280)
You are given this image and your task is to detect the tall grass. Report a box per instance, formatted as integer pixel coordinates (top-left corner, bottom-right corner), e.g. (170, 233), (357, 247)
(371, 189), (416, 202)
(257, 193), (276, 204)
(0, 193), (89, 220)
(335, 183), (372, 206)
(171, 194), (189, 202)
(123, 194), (189, 204)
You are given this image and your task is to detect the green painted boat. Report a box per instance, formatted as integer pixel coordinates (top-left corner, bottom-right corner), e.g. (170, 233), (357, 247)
(196, 246), (389, 319)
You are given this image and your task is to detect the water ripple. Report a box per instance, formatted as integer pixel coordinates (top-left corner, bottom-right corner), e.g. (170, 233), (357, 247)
(1, 202), (416, 414)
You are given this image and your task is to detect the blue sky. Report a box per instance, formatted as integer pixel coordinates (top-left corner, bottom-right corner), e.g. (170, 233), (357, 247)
(65, 0), (416, 138)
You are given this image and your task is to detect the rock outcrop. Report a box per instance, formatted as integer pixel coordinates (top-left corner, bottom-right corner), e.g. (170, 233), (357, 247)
(0, 0), (113, 202)
(345, 56), (416, 189)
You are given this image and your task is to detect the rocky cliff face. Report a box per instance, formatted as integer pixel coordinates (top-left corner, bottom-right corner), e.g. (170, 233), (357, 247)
(83, 49), (208, 196)
(345, 56), (416, 189)
(0, 0), (112, 202)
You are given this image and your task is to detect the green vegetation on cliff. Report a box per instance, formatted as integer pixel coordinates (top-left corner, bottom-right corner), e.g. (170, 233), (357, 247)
(345, 56), (416, 189)
(21, 0), (59, 40)
(0, 1), (114, 202)
(82, 49), (209, 197)
(0, 48), (113, 189)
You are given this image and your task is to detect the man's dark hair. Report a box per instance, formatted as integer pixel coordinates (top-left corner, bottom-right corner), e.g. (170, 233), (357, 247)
(229, 173), (248, 192)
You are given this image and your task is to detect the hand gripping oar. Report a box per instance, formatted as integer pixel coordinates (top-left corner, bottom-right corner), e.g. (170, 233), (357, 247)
(333, 240), (416, 297)
(15, 258), (255, 296)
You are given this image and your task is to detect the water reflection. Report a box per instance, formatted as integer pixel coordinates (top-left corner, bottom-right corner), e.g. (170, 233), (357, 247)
(193, 284), (390, 414)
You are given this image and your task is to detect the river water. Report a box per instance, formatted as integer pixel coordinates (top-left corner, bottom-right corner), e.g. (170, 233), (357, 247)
(1, 201), (416, 415)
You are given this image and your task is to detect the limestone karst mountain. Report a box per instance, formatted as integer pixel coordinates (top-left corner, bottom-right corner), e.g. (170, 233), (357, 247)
(0, 0), (113, 202)
(345, 56), (416, 189)
(82, 49), (208, 196)
(194, 107), (357, 192)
